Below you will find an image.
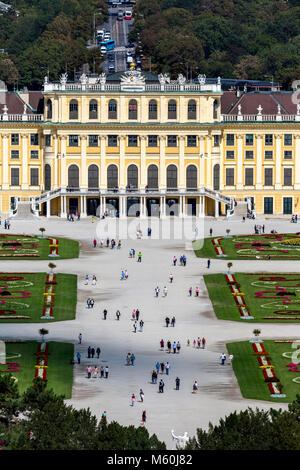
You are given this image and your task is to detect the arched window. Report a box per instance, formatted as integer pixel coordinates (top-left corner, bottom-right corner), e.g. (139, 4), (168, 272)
(46, 99), (52, 119)
(213, 164), (220, 190)
(168, 99), (177, 119)
(44, 164), (51, 191)
(89, 99), (98, 119)
(69, 99), (78, 120)
(213, 99), (218, 120)
(186, 165), (197, 190)
(128, 99), (138, 120)
(167, 164), (178, 190)
(127, 164), (138, 188)
(107, 164), (118, 189)
(108, 99), (117, 119)
(188, 99), (196, 120)
(147, 164), (158, 189)
(148, 99), (158, 120)
(88, 164), (99, 189)
(68, 164), (79, 188)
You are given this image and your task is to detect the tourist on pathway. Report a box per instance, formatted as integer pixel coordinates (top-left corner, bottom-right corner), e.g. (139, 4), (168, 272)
(173, 256), (177, 266)
(209, 228), (213, 236)
(169, 274), (174, 283)
(139, 320), (144, 332)
(133, 321), (137, 333)
(88, 346), (91, 358)
(93, 366), (98, 378)
(159, 379), (165, 393)
(155, 361), (160, 374)
(85, 275), (89, 285)
(96, 347), (101, 358)
(140, 389), (144, 402)
(172, 342), (177, 354)
(132, 309), (136, 321)
(160, 339), (165, 350)
(163, 286), (168, 297)
(142, 410), (146, 425)
(137, 251), (142, 262)
(175, 377), (180, 390)
(117, 240), (121, 249)
(220, 353), (226, 365)
(148, 227), (151, 237)
(116, 310), (121, 320)
(167, 341), (172, 354)
(192, 381), (198, 393)
(207, 259), (211, 269)
(197, 338), (201, 349)
(126, 353), (131, 366)
(100, 366), (104, 378)
(93, 239), (97, 248)
(152, 370), (157, 384)
(171, 316), (176, 327)
(76, 352), (81, 364)
(165, 362), (170, 375)
(136, 309), (140, 321)
(229, 354), (234, 364)
(165, 317), (170, 327)
(160, 362), (165, 374)
(124, 270), (128, 280)
(105, 366), (109, 378)
(189, 287), (192, 297)
(131, 394), (136, 407)
(92, 276), (97, 286)
(176, 341), (181, 354)
(87, 365), (92, 379)
(155, 286), (160, 297)
(91, 347), (95, 358)
(193, 339), (196, 348)
(106, 238), (110, 247)
(78, 333), (82, 344)
(195, 287), (200, 297)
(121, 270), (125, 280)
(90, 299), (94, 309)
(202, 338), (206, 349)
(103, 309), (108, 320)
(130, 353), (136, 366)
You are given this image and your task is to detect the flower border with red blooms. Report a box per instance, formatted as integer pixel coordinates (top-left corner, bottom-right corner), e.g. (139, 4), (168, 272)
(224, 274), (253, 319)
(33, 342), (49, 387)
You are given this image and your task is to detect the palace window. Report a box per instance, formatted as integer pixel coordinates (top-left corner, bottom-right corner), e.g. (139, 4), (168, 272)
(265, 134), (273, 146)
(11, 168), (19, 186)
(148, 100), (158, 120)
(226, 150), (234, 159)
(188, 100), (196, 120)
(46, 99), (52, 119)
(225, 168), (234, 186)
(108, 99), (117, 119)
(88, 135), (98, 147)
(88, 165), (99, 188)
(11, 134), (19, 145)
(30, 168), (39, 186)
(108, 135), (118, 147)
(89, 100), (98, 119)
(284, 150), (292, 159)
(30, 134), (39, 146)
(284, 134), (292, 146)
(128, 99), (138, 120)
(284, 168), (292, 186)
(69, 135), (79, 147)
(44, 164), (51, 190)
(187, 135), (197, 147)
(186, 165), (197, 189)
(264, 168), (273, 186)
(30, 150), (39, 159)
(10, 150), (19, 159)
(167, 135), (177, 147)
(148, 135), (158, 147)
(128, 135), (138, 147)
(264, 150), (273, 160)
(226, 134), (234, 146)
(167, 165), (178, 189)
(45, 135), (51, 147)
(69, 99), (78, 120)
(245, 168), (254, 186)
(245, 134), (253, 145)
(245, 150), (254, 159)
(147, 165), (158, 189)
(168, 100), (177, 120)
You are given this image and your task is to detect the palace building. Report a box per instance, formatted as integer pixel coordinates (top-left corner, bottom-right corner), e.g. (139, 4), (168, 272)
(0, 69), (299, 218)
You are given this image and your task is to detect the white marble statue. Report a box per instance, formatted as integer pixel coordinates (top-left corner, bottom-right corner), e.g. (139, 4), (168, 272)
(171, 429), (189, 450)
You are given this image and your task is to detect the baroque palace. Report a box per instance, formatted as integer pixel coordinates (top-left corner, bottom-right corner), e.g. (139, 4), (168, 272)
(0, 69), (300, 218)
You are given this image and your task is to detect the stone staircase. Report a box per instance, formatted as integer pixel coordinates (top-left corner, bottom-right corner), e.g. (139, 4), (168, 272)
(233, 201), (248, 218)
(11, 202), (38, 220)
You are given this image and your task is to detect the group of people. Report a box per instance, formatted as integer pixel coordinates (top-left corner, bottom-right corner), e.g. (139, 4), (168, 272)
(254, 224), (265, 234)
(87, 365), (109, 379)
(85, 274), (97, 286)
(130, 393), (146, 424)
(3, 219), (10, 229)
(87, 346), (101, 359)
(220, 353), (234, 365)
(120, 269), (128, 280)
(164, 316), (176, 328)
(192, 337), (206, 349)
(126, 352), (136, 366)
(172, 255), (187, 266)
(86, 298), (95, 309)
(159, 340), (181, 354)
(188, 287), (200, 297)
(291, 214), (298, 223)
(67, 212), (80, 221)
(154, 286), (168, 297)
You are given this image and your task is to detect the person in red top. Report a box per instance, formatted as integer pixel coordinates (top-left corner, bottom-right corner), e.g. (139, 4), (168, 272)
(202, 338), (206, 349)
(160, 339), (164, 350)
(93, 239), (97, 248)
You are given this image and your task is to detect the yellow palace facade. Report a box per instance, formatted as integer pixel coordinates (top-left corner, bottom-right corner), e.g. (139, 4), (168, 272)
(0, 69), (300, 218)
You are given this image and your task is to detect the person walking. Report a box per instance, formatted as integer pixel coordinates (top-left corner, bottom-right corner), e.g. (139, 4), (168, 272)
(171, 316), (176, 327)
(175, 377), (180, 390)
(133, 321), (137, 333)
(159, 379), (165, 393)
(103, 309), (107, 320)
(139, 320), (144, 332)
(130, 353), (136, 366)
(141, 410), (146, 425)
(88, 346), (91, 358)
(207, 259), (211, 269)
(139, 389), (144, 402)
(167, 341), (172, 354)
(85, 275), (89, 285)
(160, 339), (165, 350)
(100, 366), (104, 378)
(220, 353), (226, 365)
(132, 309), (136, 321)
(165, 362), (170, 375)
(105, 366), (109, 378)
(78, 333), (82, 344)
(165, 317), (170, 328)
(136, 309), (140, 322)
(131, 394), (136, 407)
(92, 276), (97, 286)
(192, 381), (198, 393)
(155, 361), (160, 374)
(209, 228), (213, 237)
(116, 310), (121, 320)
(76, 352), (81, 364)
(91, 347), (95, 359)
(163, 286), (168, 297)
(155, 286), (160, 297)
(197, 337), (201, 349)
(87, 365), (92, 379)
(126, 353), (131, 366)
(152, 370), (158, 384)
(176, 341), (181, 354)
(137, 251), (142, 262)
(173, 256), (177, 266)
(229, 353), (234, 364)
(93, 239), (97, 248)
(195, 287), (200, 297)
(169, 274), (174, 283)
(160, 362), (165, 374)
(172, 341), (177, 354)
(189, 287), (193, 297)
(121, 270), (125, 280)
(202, 338), (206, 349)
(96, 347), (101, 358)
(93, 366), (98, 378)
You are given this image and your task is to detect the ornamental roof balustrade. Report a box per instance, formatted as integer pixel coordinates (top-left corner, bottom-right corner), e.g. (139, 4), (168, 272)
(0, 113), (43, 121)
(222, 114), (300, 122)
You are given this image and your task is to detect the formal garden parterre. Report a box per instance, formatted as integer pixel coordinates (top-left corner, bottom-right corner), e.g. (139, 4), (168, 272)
(0, 273), (77, 322)
(0, 340), (73, 397)
(227, 340), (300, 403)
(0, 234), (79, 260)
(194, 233), (300, 260)
(204, 272), (300, 322)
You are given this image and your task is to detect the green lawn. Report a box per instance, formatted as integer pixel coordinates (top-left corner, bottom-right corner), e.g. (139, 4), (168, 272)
(0, 341), (74, 398)
(0, 234), (79, 260)
(204, 272), (300, 323)
(193, 233), (300, 260)
(227, 340), (300, 403)
(0, 272), (77, 323)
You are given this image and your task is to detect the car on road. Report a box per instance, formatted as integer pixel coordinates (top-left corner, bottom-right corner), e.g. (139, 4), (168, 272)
(107, 53), (115, 62)
(124, 10), (132, 20)
(100, 46), (107, 54)
(112, 3), (118, 7)
(127, 55), (134, 64)
(108, 64), (115, 73)
(117, 10), (124, 20)
(104, 32), (111, 41)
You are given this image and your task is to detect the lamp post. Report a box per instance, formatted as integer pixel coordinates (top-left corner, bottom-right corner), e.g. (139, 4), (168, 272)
(93, 10), (102, 46)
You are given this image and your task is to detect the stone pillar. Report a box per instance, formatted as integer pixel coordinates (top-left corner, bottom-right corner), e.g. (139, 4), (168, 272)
(182, 196), (186, 217)
(21, 133), (28, 189)
(295, 135), (300, 189)
(236, 134), (243, 190)
(179, 196), (183, 217)
(160, 195), (166, 218)
(215, 198), (219, 217)
(275, 134), (282, 189)
(53, 135), (58, 188)
(199, 136), (205, 188)
(100, 135), (106, 190)
(256, 134), (263, 189)
(159, 136), (166, 190)
(60, 195), (66, 217)
(81, 135), (88, 189)
(82, 195), (87, 217)
(140, 135), (147, 189)
(2, 134), (9, 189)
(179, 135), (185, 190)
(119, 136), (126, 189)
(60, 136), (67, 188)
(46, 199), (50, 217)
(206, 135), (212, 188)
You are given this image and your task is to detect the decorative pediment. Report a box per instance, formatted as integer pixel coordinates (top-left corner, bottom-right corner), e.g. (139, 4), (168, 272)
(120, 69), (146, 91)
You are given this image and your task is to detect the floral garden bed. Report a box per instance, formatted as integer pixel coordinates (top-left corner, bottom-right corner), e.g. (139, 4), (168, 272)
(204, 272), (300, 323)
(194, 233), (300, 260)
(226, 340), (300, 402)
(0, 234), (79, 260)
(0, 273), (77, 322)
(0, 340), (73, 397)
